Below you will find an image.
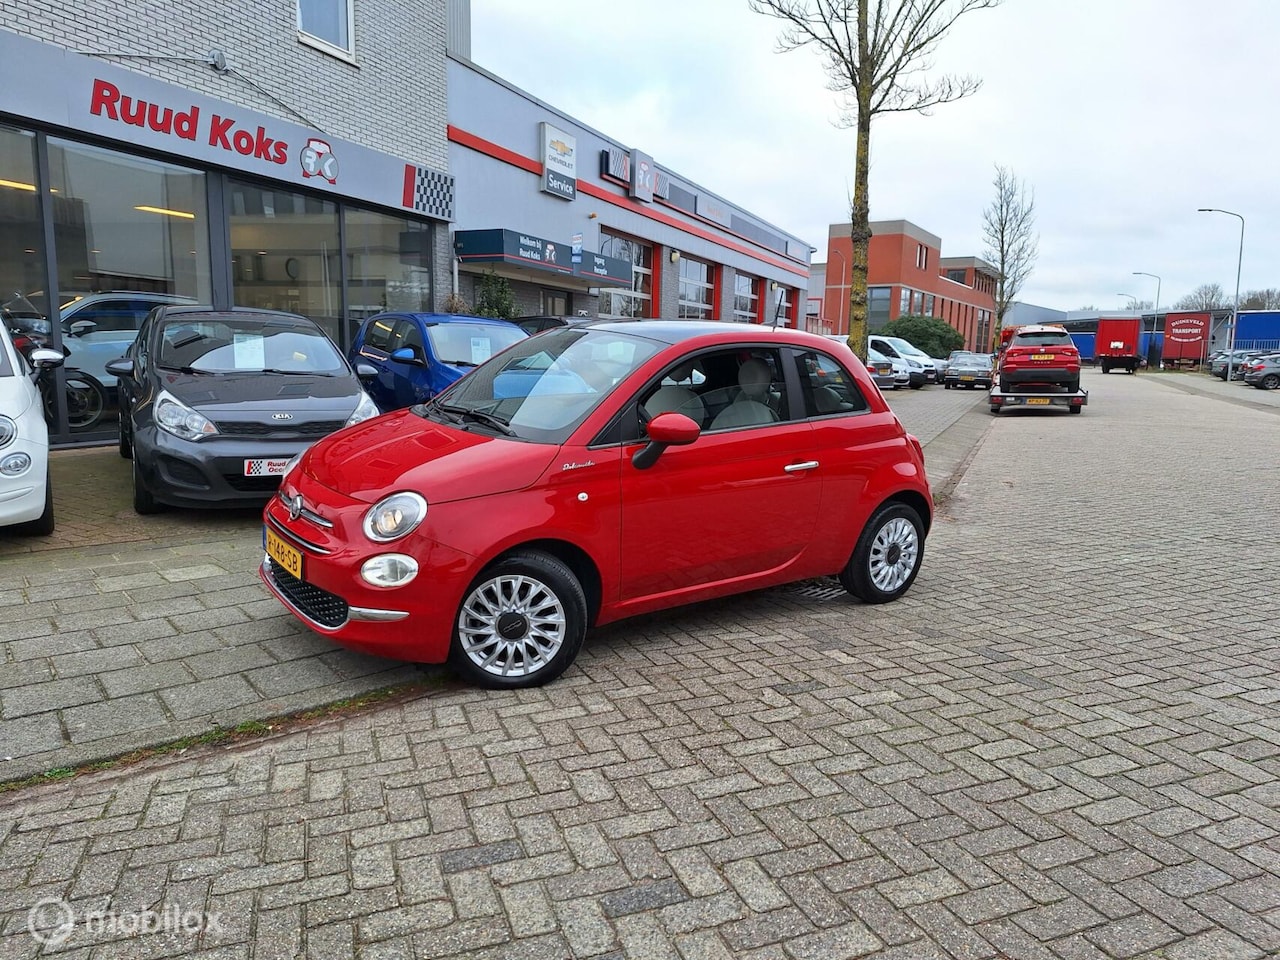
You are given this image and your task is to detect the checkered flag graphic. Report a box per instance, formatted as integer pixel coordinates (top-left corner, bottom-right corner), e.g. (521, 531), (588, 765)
(402, 165), (455, 221)
(246, 461), (264, 476)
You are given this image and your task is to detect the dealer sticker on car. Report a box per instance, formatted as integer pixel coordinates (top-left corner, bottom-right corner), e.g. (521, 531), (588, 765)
(244, 458), (293, 476)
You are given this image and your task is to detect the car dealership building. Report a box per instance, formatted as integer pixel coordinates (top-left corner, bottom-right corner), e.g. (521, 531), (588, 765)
(0, 0), (811, 447)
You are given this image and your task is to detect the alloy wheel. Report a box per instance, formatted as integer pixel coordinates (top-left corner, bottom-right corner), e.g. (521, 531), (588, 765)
(458, 573), (567, 679)
(868, 517), (919, 593)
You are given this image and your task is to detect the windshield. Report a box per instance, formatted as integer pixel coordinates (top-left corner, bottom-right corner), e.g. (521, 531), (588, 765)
(886, 337), (930, 357)
(425, 326), (662, 443)
(158, 317), (347, 374)
(2, 292), (50, 337)
(426, 322), (527, 366)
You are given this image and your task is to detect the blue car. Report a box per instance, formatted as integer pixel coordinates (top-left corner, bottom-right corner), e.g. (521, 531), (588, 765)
(349, 312), (528, 412)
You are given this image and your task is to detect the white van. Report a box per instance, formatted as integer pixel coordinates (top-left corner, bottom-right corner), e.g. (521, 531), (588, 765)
(868, 335), (937, 387)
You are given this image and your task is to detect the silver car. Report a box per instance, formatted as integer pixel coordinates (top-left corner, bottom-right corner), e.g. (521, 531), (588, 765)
(1243, 353), (1280, 390)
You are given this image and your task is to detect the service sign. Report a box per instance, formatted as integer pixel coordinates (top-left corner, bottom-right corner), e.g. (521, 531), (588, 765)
(540, 123), (577, 201)
(0, 30), (454, 221)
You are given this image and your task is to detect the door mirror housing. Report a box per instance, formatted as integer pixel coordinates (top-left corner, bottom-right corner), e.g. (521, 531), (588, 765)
(105, 357), (136, 380)
(28, 348), (65, 371)
(632, 411), (700, 470)
(390, 346), (426, 366)
(354, 361), (379, 381)
(69, 319), (97, 337)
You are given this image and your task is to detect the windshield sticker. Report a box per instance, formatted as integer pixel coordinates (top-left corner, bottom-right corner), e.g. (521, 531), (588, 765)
(470, 337), (493, 365)
(233, 332), (265, 369)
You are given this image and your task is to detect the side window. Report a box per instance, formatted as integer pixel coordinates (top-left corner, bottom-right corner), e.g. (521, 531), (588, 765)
(69, 300), (136, 334)
(640, 357), (709, 426)
(697, 348), (789, 431)
(135, 320), (151, 373)
(363, 316), (394, 351)
(390, 319), (424, 355)
(795, 351), (868, 418)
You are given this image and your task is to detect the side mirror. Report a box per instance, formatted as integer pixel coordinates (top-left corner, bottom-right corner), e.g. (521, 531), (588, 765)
(632, 412), (700, 470)
(105, 357), (136, 380)
(69, 319), (97, 337)
(354, 361), (378, 381)
(390, 346), (425, 366)
(28, 347), (65, 371)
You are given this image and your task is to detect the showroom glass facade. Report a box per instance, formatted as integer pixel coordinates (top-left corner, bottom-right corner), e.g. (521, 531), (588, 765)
(0, 124), (436, 446)
(597, 230), (653, 319)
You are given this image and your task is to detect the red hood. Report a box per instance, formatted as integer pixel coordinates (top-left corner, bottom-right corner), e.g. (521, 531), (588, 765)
(301, 409), (559, 504)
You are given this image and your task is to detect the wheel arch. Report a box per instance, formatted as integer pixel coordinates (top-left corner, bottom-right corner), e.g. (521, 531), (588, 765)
(879, 489), (933, 536)
(479, 538), (604, 627)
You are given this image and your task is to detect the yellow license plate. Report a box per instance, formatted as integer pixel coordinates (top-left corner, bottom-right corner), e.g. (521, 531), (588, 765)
(1031, 353), (1053, 360)
(1026, 397), (1052, 405)
(265, 528), (303, 580)
(960, 375), (974, 381)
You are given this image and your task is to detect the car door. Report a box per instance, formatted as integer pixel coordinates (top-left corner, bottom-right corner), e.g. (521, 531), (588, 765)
(617, 347), (821, 604)
(354, 314), (415, 411)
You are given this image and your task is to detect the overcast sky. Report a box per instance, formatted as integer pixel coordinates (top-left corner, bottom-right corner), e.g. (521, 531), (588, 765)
(469, 0), (1277, 312)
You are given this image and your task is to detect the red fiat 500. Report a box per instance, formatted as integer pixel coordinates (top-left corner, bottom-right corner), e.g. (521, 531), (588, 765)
(261, 321), (933, 688)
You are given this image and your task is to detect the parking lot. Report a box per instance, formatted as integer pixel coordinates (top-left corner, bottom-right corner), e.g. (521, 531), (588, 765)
(1, 369), (1278, 959)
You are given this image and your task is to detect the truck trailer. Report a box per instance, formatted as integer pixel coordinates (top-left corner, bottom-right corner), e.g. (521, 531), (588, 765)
(1095, 317), (1143, 373)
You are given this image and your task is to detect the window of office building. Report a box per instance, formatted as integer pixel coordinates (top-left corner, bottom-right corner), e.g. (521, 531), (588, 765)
(228, 178), (341, 343)
(868, 287), (891, 329)
(344, 207), (433, 342)
(45, 138), (212, 435)
(298, 0), (354, 56)
(923, 293), (935, 316)
(899, 287), (910, 316)
(0, 126), (48, 321)
(677, 254), (715, 320)
(947, 268), (966, 284)
(733, 272), (760, 323)
(598, 230), (652, 319)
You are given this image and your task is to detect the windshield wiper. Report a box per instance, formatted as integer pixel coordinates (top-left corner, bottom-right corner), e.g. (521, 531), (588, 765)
(258, 367), (335, 376)
(157, 364), (209, 374)
(436, 402), (515, 436)
(441, 359), (479, 367)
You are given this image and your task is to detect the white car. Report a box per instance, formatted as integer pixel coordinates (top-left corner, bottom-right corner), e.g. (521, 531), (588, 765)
(0, 323), (63, 535)
(869, 335), (944, 384)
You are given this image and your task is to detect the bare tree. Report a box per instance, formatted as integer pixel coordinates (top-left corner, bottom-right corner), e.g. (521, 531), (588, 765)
(1239, 288), (1280, 310)
(1171, 283), (1228, 311)
(749, 0), (1000, 359)
(982, 164), (1037, 347)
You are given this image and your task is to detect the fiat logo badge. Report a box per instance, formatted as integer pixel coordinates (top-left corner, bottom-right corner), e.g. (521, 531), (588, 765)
(272, 412), (294, 421)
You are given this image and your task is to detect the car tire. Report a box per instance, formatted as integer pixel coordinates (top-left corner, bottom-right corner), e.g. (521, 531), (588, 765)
(1262, 374), (1280, 390)
(118, 417), (132, 460)
(990, 404), (1000, 414)
(15, 468), (55, 536)
(1069, 405), (1082, 414)
(449, 550), (587, 689)
(998, 377), (1012, 392)
(839, 502), (925, 604)
(132, 457), (162, 515)
(1064, 379), (1080, 393)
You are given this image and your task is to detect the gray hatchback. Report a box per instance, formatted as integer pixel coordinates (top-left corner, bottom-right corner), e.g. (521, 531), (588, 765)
(107, 306), (380, 514)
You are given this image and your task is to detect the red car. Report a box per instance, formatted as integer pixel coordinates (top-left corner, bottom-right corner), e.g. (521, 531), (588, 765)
(260, 321), (933, 688)
(998, 324), (1082, 393)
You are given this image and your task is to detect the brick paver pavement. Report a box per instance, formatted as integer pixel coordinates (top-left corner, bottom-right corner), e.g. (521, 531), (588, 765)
(0, 385), (986, 782)
(0, 368), (1276, 958)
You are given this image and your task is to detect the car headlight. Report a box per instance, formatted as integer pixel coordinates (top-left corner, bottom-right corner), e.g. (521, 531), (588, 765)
(0, 452), (31, 476)
(155, 390), (218, 442)
(362, 491), (427, 543)
(345, 391), (379, 428)
(360, 554), (419, 587)
(906, 358), (922, 369)
(0, 416), (15, 449)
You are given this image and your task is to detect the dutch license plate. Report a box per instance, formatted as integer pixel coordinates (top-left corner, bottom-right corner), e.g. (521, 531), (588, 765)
(1026, 397), (1052, 405)
(265, 527), (303, 580)
(960, 375), (974, 381)
(244, 458), (292, 477)
(1031, 353), (1053, 360)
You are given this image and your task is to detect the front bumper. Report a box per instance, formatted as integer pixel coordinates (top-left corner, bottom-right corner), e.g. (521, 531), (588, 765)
(135, 428), (315, 509)
(259, 491), (473, 663)
(944, 373), (992, 388)
(0, 425), (50, 528)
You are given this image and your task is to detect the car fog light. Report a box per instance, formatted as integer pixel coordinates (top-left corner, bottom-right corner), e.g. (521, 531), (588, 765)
(0, 452), (32, 476)
(360, 554), (419, 587)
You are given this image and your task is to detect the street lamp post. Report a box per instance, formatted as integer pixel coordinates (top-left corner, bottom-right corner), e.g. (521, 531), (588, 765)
(1132, 270), (1161, 367)
(830, 248), (848, 335)
(1116, 293), (1138, 309)
(1197, 208), (1245, 382)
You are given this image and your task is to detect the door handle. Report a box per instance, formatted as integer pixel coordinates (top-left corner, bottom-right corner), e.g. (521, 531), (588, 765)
(784, 461), (819, 473)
